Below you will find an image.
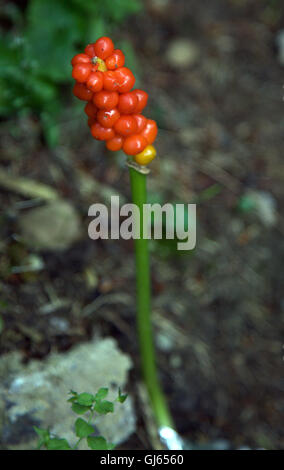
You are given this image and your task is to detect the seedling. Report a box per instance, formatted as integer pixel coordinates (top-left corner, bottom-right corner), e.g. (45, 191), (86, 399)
(34, 387), (127, 450)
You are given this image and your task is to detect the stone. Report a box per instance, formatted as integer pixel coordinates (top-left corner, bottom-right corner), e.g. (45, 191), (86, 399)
(0, 338), (135, 449)
(166, 39), (199, 68)
(18, 200), (82, 251)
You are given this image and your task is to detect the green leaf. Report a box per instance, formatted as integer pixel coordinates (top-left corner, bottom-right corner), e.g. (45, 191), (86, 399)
(117, 388), (128, 403)
(46, 438), (71, 450)
(95, 387), (108, 401)
(75, 418), (95, 438)
(25, 0), (82, 82)
(33, 426), (50, 449)
(76, 392), (95, 406)
(87, 436), (110, 450)
(94, 400), (114, 415)
(71, 403), (91, 415)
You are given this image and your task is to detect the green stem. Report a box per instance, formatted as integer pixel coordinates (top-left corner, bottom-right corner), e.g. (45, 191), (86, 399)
(129, 166), (174, 429)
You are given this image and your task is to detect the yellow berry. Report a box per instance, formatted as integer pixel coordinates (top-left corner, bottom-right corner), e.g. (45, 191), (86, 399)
(134, 145), (157, 165)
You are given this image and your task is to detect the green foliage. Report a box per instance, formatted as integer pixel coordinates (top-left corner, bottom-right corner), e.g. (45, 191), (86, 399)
(34, 387), (127, 450)
(75, 418), (94, 438)
(87, 436), (114, 450)
(117, 387), (128, 403)
(0, 0), (143, 146)
(46, 438), (71, 450)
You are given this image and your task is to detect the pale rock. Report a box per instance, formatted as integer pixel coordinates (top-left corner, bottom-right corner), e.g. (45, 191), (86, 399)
(0, 338), (135, 449)
(18, 200), (82, 251)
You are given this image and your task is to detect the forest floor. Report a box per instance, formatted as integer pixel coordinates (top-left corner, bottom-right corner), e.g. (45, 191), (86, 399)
(0, 0), (284, 449)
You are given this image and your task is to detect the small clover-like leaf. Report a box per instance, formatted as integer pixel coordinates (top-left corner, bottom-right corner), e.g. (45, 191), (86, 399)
(76, 392), (95, 407)
(95, 387), (108, 401)
(34, 426), (50, 449)
(67, 396), (77, 403)
(117, 388), (128, 403)
(94, 400), (114, 415)
(87, 436), (109, 450)
(75, 418), (95, 438)
(46, 438), (71, 450)
(71, 403), (91, 415)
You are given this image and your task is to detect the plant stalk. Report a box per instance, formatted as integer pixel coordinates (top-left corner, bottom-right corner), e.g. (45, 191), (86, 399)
(128, 165), (174, 430)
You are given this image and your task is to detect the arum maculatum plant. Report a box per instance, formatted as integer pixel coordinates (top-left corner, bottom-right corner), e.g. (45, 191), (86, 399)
(71, 37), (183, 450)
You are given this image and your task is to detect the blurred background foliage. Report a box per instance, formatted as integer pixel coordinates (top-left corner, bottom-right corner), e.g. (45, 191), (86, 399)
(0, 0), (142, 146)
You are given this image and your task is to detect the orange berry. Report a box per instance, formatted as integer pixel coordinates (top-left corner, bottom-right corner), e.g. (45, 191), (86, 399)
(103, 71), (119, 91)
(106, 135), (124, 151)
(94, 37), (114, 60)
(84, 102), (97, 118)
(133, 89), (148, 113)
(115, 67), (135, 93)
(118, 92), (138, 114)
(97, 108), (120, 128)
(133, 114), (147, 132)
(91, 122), (115, 141)
(123, 134), (148, 155)
(114, 115), (138, 137)
(86, 71), (104, 92)
(140, 119), (158, 144)
(73, 83), (93, 101)
(72, 63), (92, 83)
(105, 49), (125, 70)
(93, 91), (119, 110)
(71, 53), (91, 66)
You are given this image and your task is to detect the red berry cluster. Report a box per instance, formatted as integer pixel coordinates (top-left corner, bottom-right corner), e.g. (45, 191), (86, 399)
(71, 37), (157, 165)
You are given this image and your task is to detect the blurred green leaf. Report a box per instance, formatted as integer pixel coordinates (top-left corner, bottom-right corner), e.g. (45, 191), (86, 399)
(94, 400), (114, 415)
(76, 392), (95, 406)
(87, 436), (113, 450)
(33, 426), (50, 449)
(75, 418), (94, 438)
(46, 438), (71, 450)
(117, 388), (128, 403)
(25, 0), (82, 82)
(94, 387), (108, 401)
(71, 403), (91, 415)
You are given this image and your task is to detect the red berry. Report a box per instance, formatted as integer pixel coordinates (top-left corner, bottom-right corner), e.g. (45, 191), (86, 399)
(91, 122), (115, 141)
(123, 135), (148, 155)
(114, 115), (138, 137)
(106, 135), (124, 151)
(118, 92), (138, 114)
(141, 119), (158, 144)
(72, 63), (92, 83)
(86, 71), (104, 92)
(84, 102), (97, 118)
(105, 49), (125, 70)
(133, 89), (148, 113)
(94, 37), (114, 60)
(103, 71), (119, 91)
(71, 53), (91, 66)
(93, 91), (119, 110)
(97, 108), (120, 128)
(73, 83), (93, 101)
(115, 67), (135, 93)
(133, 114), (147, 132)
(85, 43), (96, 58)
